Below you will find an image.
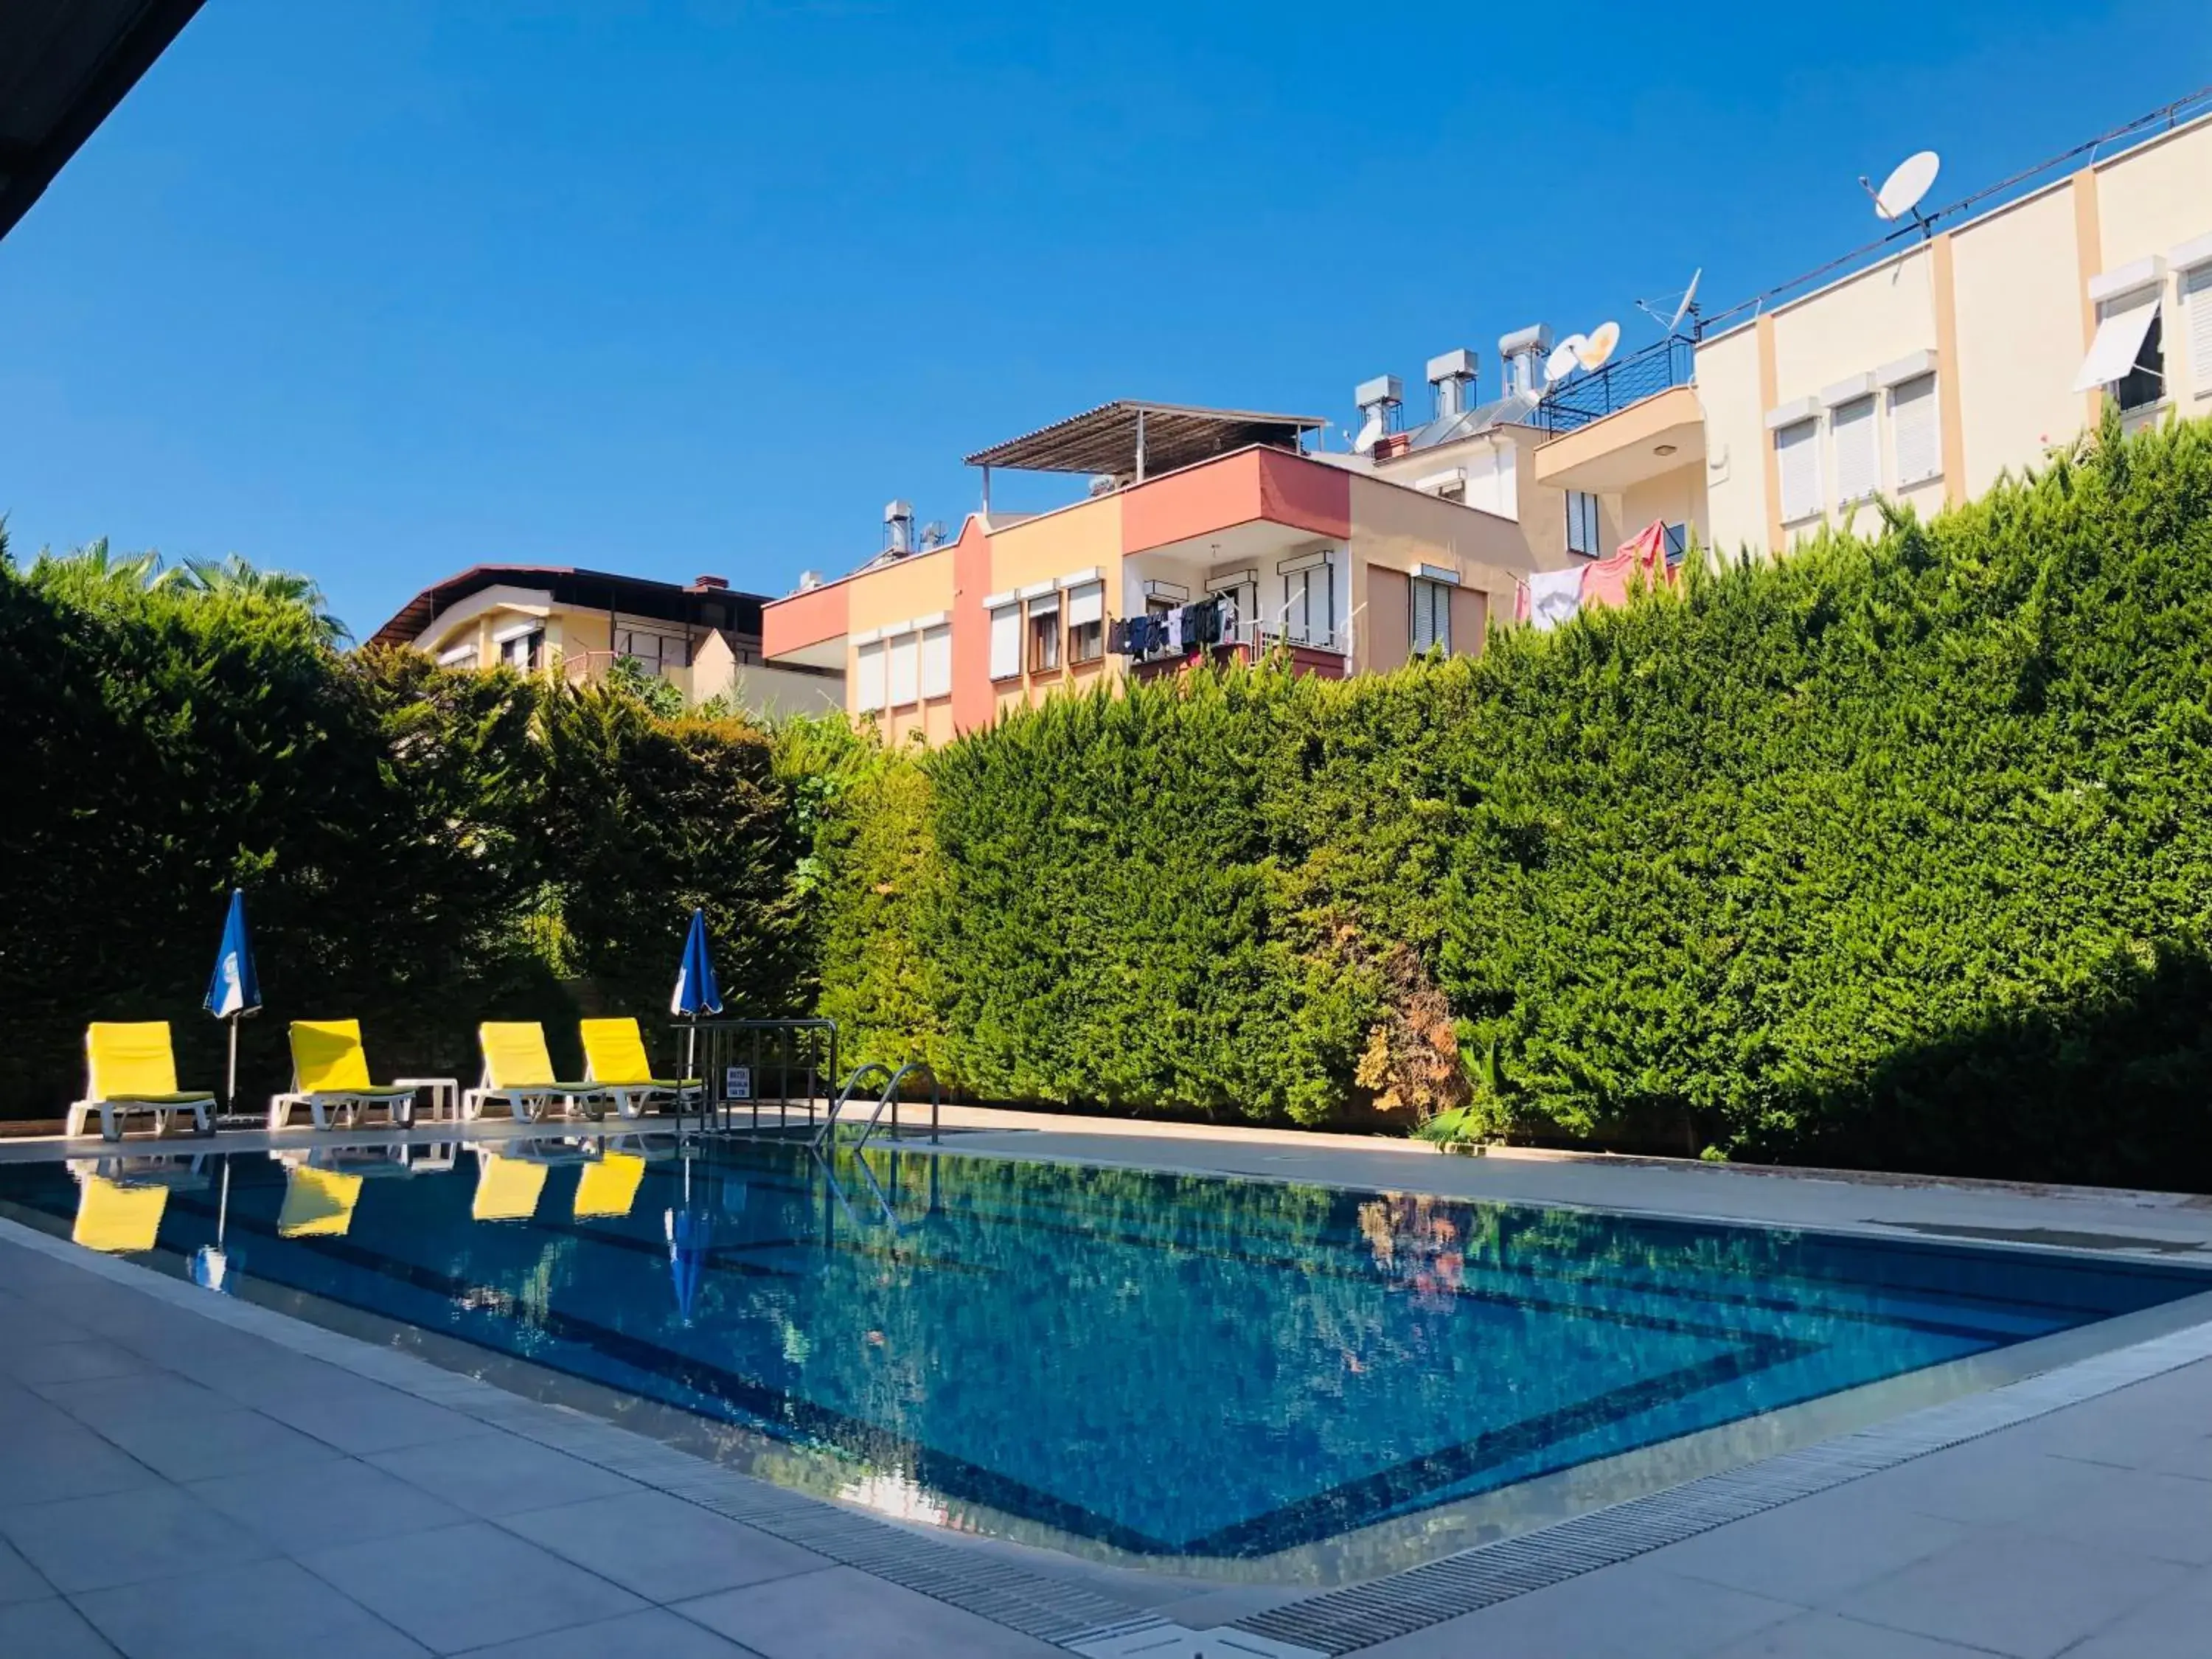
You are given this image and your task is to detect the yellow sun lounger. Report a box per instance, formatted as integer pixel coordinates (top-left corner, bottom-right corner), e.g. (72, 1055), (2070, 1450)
(472, 1151), (549, 1222)
(66, 1023), (215, 1141)
(277, 1164), (364, 1238)
(579, 1018), (703, 1121)
(269, 1020), (422, 1131)
(463, 1023), (611, 1124)
(70, 1172), (170, 1253)
(572, 1150), (647, 1220)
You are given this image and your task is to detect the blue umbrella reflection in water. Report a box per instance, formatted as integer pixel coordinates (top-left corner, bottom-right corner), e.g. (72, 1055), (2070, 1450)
(189, 1159), (237, 1294)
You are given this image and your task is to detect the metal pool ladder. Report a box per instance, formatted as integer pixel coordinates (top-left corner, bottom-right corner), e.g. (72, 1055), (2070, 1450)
(813, 1061), (940, 1154)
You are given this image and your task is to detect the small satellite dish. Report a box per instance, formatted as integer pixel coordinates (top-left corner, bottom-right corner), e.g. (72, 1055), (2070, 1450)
(1575, 321), (1621, 372)
(1352, 411), (1384, 454)
(1868, 150), (1940, 223)
(1667, 268), (1702, 335)
(1545, 337), (1585, 386)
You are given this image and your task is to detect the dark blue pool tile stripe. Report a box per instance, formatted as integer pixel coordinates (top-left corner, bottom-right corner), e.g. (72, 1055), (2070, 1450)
(1231, 1314), (2212, 1655)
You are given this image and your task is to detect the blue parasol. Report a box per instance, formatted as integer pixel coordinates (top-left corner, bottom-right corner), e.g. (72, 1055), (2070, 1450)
(669, 908), (722, 1096)
(203, 889), (262, 1116)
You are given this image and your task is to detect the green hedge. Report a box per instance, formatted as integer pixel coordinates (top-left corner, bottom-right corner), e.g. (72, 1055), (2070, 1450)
(0, 553), (807, 1116)
(819, 415), (2212, 1187)
(12, 414), (2212, 1189)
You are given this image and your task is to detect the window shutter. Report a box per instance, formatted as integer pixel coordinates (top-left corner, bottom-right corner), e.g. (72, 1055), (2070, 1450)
(1775, 420), (1820, 522)
(1891, 375), (1940, 486)
(1832, 396), (1878, 503)
(2188, 265), (2212, 398)
(920, 625), (952, 699)
(854, 640), (886, 711)
(1065, 582), (1104, 627)
(988, 606), (1020, 680)
(886, 631), (919, 706)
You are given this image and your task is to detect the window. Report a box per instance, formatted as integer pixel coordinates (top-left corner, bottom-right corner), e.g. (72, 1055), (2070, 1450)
(1565, 490), (1601, 557)
(437, 641), (476, 667)
(1026, 595), (1060, 673)
(921, 625), (952, 699)
(1775, 420), (1820, 523)
(987, 605), (1021, 681)
(1281, 558), (1334, 646)
(1831, 395), (1879, 504)
(2188, 263), (2212, 399)
(1890, 374), (1941, 486)
(1662, 523), (1689, 563)
(854, 639), (886, 712)
(1410, 578), (1453, 655)
(886, 630), (919, 706)
(613, 627), (685, 669)
(2114, 310), (2165, 413)
(2075, 291), (2163, 407)
(499, 628), (545, 671)
(1066, 582), (1105, 664)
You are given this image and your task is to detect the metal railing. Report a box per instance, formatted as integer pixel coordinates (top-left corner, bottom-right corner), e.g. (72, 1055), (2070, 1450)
(673, 1018), (839, 1135)
(813, 1061), (941, 1154)
(1534, 336), (1696, 437)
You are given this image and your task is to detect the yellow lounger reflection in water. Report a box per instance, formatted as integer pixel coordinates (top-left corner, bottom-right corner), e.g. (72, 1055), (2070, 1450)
(72, 1175), (168, 1253)
(278, 1164), (364, 1238)
(572, 1151), (646, 1220)
(473, 1154), (549, 1222)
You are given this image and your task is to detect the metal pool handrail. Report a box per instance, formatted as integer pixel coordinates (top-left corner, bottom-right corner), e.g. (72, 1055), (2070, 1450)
(813, 1061), (941, 1153)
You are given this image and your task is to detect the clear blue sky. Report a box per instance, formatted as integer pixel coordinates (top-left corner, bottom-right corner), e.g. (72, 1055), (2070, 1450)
(1, 1), (2207, 639)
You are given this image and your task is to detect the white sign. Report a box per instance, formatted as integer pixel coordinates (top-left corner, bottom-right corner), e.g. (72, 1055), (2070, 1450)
(724, 1065), (752, 1101)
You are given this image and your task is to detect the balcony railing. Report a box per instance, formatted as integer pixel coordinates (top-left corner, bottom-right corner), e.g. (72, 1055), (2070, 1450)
(1534, 336), (1695, 437)
(1130, 619), (1348, 680)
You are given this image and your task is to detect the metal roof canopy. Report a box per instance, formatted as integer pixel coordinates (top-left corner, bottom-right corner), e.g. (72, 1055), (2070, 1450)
(366, 565), (767, 651)
(963, 400), (1327, 480)
(0, 0), (206, 243)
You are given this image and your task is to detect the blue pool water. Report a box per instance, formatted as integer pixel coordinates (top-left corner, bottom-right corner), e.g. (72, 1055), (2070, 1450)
(3, 1139), (2202, 1561)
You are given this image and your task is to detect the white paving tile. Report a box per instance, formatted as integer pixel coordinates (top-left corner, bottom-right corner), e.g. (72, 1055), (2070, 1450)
(0, 1596), (122, 1658)
(459, 1607), (767, 1658)
(299, 1518), (647, 1653)
(366, 1432), (641, 1518)
(0, 1484), (274, 1594)
(73, 1557), (431, 1659)
(674, 1565), (1064, 1658)
(187, 1455), (469, 1547)
(495, 1488), (830, 1602)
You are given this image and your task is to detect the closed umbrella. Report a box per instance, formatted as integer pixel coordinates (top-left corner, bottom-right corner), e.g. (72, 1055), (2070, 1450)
(203, 889), (262, 1124)
(669, 907), (723, 1094)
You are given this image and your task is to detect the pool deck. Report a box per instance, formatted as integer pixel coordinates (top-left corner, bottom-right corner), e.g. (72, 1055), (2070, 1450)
(6, 1112), (2212, 1656)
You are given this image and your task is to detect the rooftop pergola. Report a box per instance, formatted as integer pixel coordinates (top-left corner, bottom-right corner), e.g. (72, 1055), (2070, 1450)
(1, 0), (206, 243)
(963, 400), (1326, 504)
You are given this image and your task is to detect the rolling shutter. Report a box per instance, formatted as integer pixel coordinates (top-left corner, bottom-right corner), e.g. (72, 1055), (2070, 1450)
(921, 625), (952, 699)
(854, 640), (886, 712)
(1832, 396), (1878, 503)
(886, 630), (919, 706)
(2187, 264), (2212, 399)
(1890, 375), (1940, 485)
(1775, 420), (1820, 523)
(988, 605), (1020, 681)
(1065, 582), (1104, 627)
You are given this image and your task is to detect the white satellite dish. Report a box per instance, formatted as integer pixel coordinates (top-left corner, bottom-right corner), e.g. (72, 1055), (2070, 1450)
(1545, 337), (1585, 386)
(1352, 411), (1384, 453)
(1869, 150), (1941, 223)
(1667, 268), (1702, 335)
(1575, 321), (1621, 372)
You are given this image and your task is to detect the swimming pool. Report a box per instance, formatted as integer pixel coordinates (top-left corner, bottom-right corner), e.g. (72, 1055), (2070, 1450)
(3, 1138), (2202, 1568)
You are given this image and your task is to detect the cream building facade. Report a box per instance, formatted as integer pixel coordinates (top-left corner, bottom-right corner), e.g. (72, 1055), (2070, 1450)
(1532, 105), (2212, 561)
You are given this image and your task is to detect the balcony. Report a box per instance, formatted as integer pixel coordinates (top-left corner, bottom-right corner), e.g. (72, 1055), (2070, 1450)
(1532, 336), (1695, 437)
(1534, 382), (1706, 495)
(1129, 619), (1348, 682)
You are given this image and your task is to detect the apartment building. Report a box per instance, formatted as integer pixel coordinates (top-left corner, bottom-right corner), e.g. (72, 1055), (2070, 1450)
(368, 564), (844, 716)
(759, 402), (1540, 745)
(1528, 101), (2212, 560)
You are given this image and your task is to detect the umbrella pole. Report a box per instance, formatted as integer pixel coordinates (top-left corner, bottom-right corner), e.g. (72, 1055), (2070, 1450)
(686, 1017), (699, 1131)
(225, 1014), (240, 1118)
(217, 1158), (230, 1247)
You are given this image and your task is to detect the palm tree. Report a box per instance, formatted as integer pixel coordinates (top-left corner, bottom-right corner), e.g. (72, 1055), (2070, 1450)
(29, 535), (164, 591)
(156, 553), (351, 644)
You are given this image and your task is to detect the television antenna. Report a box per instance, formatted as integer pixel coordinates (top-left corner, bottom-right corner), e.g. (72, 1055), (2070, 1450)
(1635, 268), (1703, 336)
(1860, 150), (1941, 235)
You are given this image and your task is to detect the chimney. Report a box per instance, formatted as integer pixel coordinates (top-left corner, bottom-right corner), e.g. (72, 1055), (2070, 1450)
(1352, 374), (1403, 454)
(883, 498), (915, 555)
(1426, 349), (1478, 419)
(687, 574), (728, 592)
(1497, 324), (1554, 400)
